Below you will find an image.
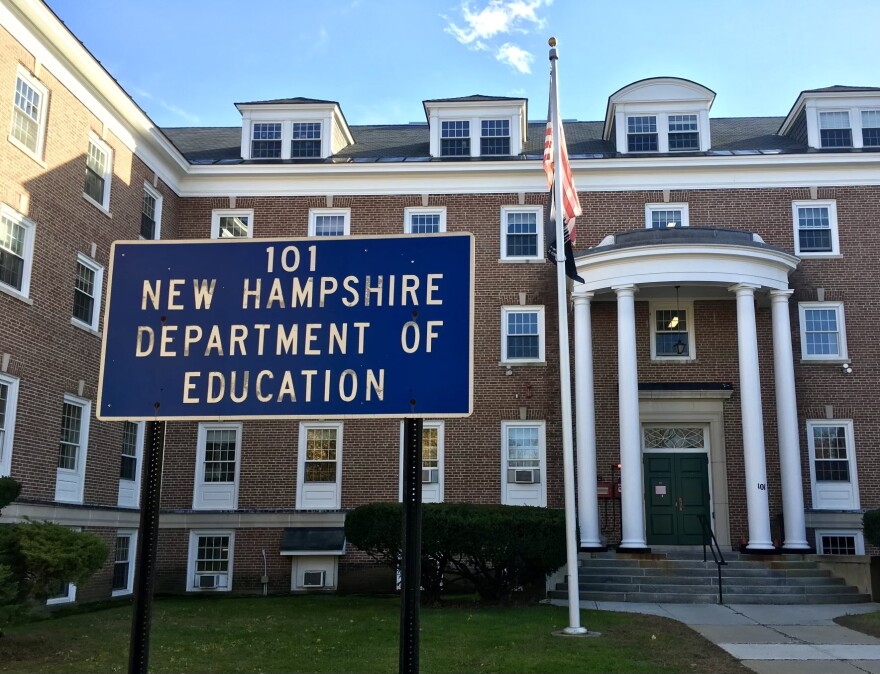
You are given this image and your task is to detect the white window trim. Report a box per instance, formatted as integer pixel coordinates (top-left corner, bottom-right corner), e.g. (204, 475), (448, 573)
(644, 203), (690, 229)
(792, 200), (840, 257)
(649, 300), (696, 361)
(187, 530), (235, 593)
(210, 209), (254, 240)
(8, 65), (49, 162)
(141, 182), (163, 240)
(403, 207), (447, 234)
(0, 204), (36, 302)
(308, 208), (351, 237)
(814, 529), (865, 555)
(500, 305), (546, 365)
(296, 421), (344, 510)
(290, 121), (324, 159)
(615, 106), (711, 154)
(500, 205), (544, 262)
(71, 252), (104, 334)
(500, 420), (547, 507)
(55, 394), (90, 505)
(193, 422), (242, 510)
(817, 109), (853, 148)
(111, 529), (138, 597)
(0, 372), (20, 477)
(798, 301), (848, 362)
(83, 133), (113, 213)
(117, 421), (144, 508)
(861, 109), (880, 147)
(806, 419), (859, 510)
(398, 420), (445, 503)
(250, 121), (283, 159)
(46, 581), (77, 605)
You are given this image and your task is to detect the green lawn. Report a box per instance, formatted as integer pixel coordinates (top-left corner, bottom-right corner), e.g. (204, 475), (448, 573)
(0, 595), (748, 673)
(835, 610), (880, 638)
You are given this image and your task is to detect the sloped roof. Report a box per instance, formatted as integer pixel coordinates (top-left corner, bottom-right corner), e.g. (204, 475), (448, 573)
(235, 97), (338, 106)
(801, 85), (880, 94)
(422, 94), (527, 104)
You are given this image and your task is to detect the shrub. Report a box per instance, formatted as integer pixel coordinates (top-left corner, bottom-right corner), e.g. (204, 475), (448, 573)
(0, 477), (21, 513)
(863, 509), (880, 549)
(345, 502), (567, 602)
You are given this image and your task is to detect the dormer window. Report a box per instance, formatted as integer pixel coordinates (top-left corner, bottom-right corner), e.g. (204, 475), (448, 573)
(440, 121), (470, 156)
(668, 114), (699, 150)
(818, 111), (852, 148)
(861, 111), (880, 146)
(251, 123), (282, 158)
(292, 122), (321, 158)
(481, 120), (510, 155)
(627, 116), (658, 152)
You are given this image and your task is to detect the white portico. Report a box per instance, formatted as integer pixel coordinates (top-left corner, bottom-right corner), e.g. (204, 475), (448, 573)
(571, 228), (810, 552)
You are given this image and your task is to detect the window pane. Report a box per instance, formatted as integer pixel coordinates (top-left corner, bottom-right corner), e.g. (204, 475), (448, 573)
(505, 211), (537, 256)
(644, 427), (705, 450)
(650, 210), (683, 228)
(112, 536), (130, 590)
(141, 191), (157, 239)
(59, 402), (82, 470)
(804, 308), (840, 356)
(797, 207), (832, 252)
(422, 427), (439, 468)
(627, 116), (659, 152)
(409, 213), (440, 234)
(820, 535), (856, 555)
(120, 422), (138, 480)
(819, 111), (850, 129)
(196, 535), (229, 573)
(507, 426), (539, 467)
(203, 429), (236, 483)
(441, 121), (470, 156)
(314, 215), (346, 237)
(862, 111), (880, 147)
(11, 77), (41, 152)
(218, 216), (249, 238)
(84, 168), (105, 204)
(506, 311), (539, 359)
(0, 214), (26, 290)
(812, 425), (850, 482)
(73, 262), (96, 324)
(251, 123), (282, 158)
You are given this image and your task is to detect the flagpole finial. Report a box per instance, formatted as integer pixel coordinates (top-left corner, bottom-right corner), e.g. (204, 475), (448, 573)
(548, 37), (557, 47)
(548, 36), (558, 60)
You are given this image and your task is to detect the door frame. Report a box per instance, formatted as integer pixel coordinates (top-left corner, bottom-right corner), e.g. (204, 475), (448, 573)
(639, 391), (732, 548)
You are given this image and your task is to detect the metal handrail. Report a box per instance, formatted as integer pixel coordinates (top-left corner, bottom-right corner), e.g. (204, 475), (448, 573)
(697, 514), (728, 604)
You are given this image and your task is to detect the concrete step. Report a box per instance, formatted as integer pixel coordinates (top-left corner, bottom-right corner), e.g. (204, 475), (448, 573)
(574, 573), (844, 587)
(549, 589), (873, 605)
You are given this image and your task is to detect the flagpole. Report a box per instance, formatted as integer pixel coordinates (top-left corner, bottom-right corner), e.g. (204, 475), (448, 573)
(549, 37), (587, 635)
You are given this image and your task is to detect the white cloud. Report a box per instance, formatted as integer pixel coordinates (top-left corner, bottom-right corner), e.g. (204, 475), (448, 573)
(496, 43), (533, 74)
(445, 0), (548, 45)
(158, 100), (201, 125)
(443, 0), (549, 76)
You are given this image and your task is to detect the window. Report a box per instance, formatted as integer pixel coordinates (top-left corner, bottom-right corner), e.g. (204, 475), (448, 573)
(792, 200), (839, 256)
(815, 530), (864, 556)
(291, 122), (322, 158)
(404, 208), (446, 234)
(309, 209), (350, 237)
(501, 306), (545, 364)
(500, 207), (542, 261)
(0, 204), (36, 298)
(440, 121), (470, 156)
(481, 119), (510, 155)
(667, 114), (699, 150)
(501, 421), (546, 507)
(799, 302), (847, 361)
(296, 423), (343, 510)
(9, 67), (48, 159)
(46, 580), (76, 605)
(862, 110), (880, 147)
(112, 531), (136, 596)
(650, 300), (695, 360)
(83, 135), (112, 210)
(627, 116), (658, 152)
(0, 374), (19, 477)
(211, 209), (253, 239)
(72, 254), (104, 332)
(55, 395), (90, 504)
(398, 421), (445, 503)
(819, 111), (852, 148)
(188, 531), (234, 592)
(251, 122), (282, 158)
(645, 203), (689, 229)
(118, 421), (143, 508)
(194, 423), (240, 510)
(807, 420), (859, 510)
(140, 184), (162, 239)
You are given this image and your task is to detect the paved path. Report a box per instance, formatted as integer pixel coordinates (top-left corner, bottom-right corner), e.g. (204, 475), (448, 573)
(581, 601), (880, 673)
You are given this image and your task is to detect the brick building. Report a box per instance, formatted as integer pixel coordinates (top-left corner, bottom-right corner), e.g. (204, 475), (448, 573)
(1, 0), (878, 602)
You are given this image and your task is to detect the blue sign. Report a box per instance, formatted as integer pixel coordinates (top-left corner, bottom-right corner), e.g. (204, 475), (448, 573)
(98, 234), (473, 420)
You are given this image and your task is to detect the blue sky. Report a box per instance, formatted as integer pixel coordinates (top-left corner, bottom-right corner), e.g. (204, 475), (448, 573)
(47, 0), (880, 129)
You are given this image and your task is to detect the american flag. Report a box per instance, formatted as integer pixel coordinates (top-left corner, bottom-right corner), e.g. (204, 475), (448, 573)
(543, 87), (581, 245)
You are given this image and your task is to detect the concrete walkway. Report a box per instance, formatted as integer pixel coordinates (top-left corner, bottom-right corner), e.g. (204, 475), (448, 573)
(582, 600), (880, 673)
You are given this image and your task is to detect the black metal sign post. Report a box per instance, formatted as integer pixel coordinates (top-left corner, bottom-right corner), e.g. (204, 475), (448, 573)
(399, 417), (424, 674)
(128, 418), (166, 674)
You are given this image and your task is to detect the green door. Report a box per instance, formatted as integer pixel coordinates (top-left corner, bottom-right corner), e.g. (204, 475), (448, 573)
(643, 453), (710, 545)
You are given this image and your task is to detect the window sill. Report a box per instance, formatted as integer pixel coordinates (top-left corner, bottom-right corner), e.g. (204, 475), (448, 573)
(498, 257), (545, 264)
(7, 135), (47, 168)
(111, 589), (132, 598)
(651, 356), (697, 363)
(499, 361), (547, 367)
(797, 253), (843, 260)
(800, 357), (849, 364)
(0, 283), (33, 305)
(70, 318), (102, 338)
(82, 193), (112, 218)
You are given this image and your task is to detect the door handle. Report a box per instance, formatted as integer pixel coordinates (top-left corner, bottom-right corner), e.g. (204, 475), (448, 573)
(677, 496), (684, 512)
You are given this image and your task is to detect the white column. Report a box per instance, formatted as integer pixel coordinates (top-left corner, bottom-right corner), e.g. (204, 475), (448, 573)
(573, 290), (602, 548)
(615, 285), (647, 549)
(731, 284), (774, 550)
(770, 290), (809, 550)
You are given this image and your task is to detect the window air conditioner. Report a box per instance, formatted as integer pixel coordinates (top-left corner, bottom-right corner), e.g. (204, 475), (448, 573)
(198, 574), (217, 589)
(302, 570), (326, 588)
(510, 469), (539, 484)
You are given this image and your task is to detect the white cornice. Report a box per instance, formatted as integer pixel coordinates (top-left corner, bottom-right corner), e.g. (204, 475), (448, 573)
(3, 0), (189, 190)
